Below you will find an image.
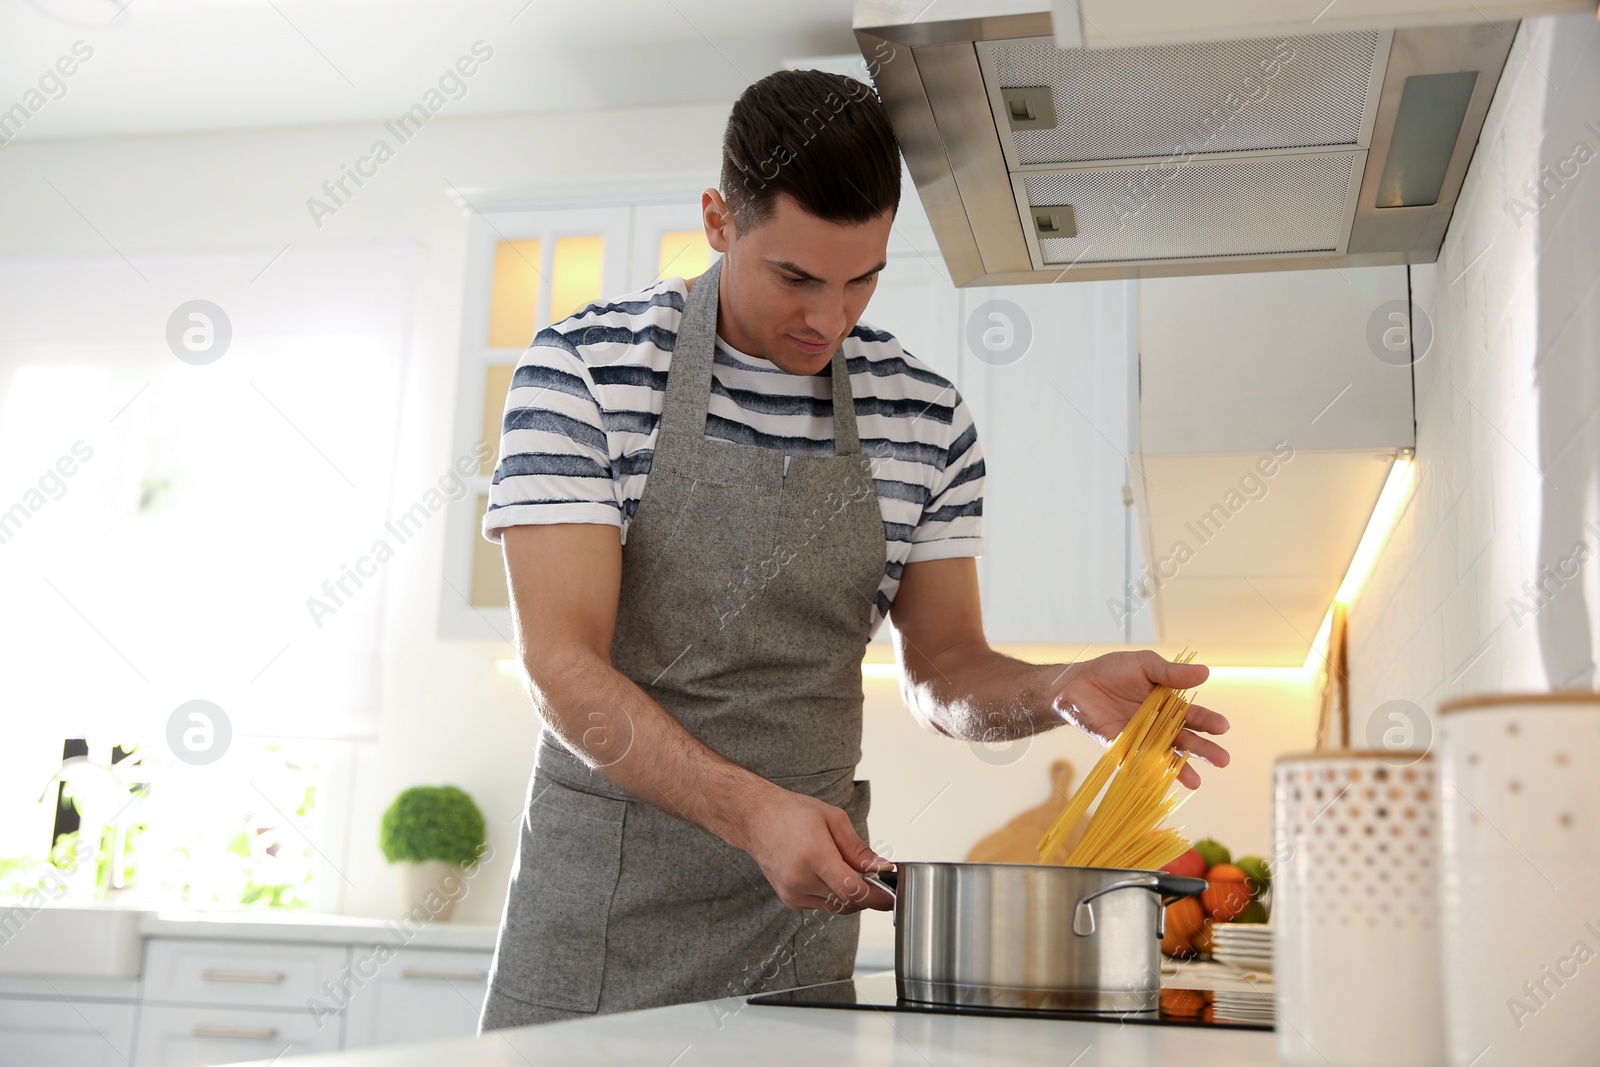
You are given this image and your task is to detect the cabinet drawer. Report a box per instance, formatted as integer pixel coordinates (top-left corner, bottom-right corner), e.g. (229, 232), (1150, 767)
(0, 998), (135, 1067)
(143, 939), (349, 1009)
(342, 947), (491, 1049)
(133, 1004), (340, 1067)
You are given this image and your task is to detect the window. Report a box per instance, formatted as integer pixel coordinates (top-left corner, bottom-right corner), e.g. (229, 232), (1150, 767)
(0, 242), (410, 910)
(2, 736), (349, 913)
(0, 243), (415, 740)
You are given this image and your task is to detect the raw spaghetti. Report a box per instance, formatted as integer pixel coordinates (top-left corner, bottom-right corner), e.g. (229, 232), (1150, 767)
(1035, 652), (1199, 870)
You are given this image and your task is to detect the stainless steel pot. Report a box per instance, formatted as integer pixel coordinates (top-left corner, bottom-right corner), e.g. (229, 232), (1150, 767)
(864, 862), (1206, 1013)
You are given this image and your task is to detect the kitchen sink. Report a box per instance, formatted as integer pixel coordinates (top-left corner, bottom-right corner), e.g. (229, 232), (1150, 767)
(0, 905), (148, 978)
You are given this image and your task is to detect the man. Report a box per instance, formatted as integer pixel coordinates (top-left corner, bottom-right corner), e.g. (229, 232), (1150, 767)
(478, 69), (1229, 1030)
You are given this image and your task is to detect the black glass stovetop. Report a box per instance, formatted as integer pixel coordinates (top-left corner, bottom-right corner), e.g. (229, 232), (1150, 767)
(748, 972), (1273, 1031)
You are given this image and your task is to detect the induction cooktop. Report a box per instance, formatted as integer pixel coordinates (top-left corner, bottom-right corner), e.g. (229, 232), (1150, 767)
(748, 972), (1274, 1031)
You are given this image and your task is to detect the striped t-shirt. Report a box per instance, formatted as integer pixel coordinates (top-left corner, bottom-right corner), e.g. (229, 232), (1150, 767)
(482, 277), (985, 630)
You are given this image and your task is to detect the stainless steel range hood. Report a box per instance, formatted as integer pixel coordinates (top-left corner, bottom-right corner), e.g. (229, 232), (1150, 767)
(854, 1), (1515, 285)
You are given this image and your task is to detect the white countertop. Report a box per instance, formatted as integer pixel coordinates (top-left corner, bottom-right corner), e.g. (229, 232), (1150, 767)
(139, 911), (499, 951)
(223, 972), (1279, 1066)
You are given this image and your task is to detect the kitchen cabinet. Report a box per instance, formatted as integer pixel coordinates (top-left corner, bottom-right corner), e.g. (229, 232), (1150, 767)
(134, 1004), (340, 1066)
(136, 937), (350, 1066)
(1132, 265), (1416, 665)
(958, 278), (1146, 646)
(863, 244), (1146, 647)
(1137, 266), (1414, 456)
(0, 995), (136, 1067)
(0, 918), (496, 1066)
(342, 947), (491, 1050)
(853, 238), (1420, 664)
(136, 933), (491, 1063)
(142, 938), (351, 1011)
(443, 198), (715, 641)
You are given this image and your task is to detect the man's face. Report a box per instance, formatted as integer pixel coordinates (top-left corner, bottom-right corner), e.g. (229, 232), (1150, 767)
(702, 190), (893, 376)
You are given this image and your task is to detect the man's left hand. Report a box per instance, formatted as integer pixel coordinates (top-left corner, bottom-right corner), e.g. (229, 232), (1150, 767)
(1052, 651), (1229, 789)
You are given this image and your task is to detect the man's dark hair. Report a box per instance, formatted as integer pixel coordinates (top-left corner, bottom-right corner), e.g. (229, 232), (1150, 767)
(721, 69), (901, 230)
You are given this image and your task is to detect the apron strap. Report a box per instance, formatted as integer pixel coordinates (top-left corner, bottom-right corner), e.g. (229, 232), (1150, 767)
(659, 259), (721, 449)
(829, 349), (860, 456)
(662, 256), (863, 458)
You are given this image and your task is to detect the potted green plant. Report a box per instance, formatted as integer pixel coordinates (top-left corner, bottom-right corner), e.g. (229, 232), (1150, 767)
(379, 785), (486, 922)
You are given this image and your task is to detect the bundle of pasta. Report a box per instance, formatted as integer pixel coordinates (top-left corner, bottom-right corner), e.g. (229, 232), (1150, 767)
(1035, 653), (1198, 870)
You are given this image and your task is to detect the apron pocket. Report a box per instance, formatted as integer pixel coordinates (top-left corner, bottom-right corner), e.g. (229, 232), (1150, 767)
(496, 777), (626, 1014)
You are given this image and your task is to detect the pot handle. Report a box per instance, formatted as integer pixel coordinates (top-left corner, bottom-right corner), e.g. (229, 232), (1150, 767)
(860, 868), (898, 925)
(1072, 872), (1207, 937)
(861, 868), (897, 898)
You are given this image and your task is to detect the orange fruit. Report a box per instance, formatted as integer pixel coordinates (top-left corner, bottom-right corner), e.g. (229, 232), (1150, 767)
(1161, 896), (1206, 957)
(1201, 863), (1252, 921)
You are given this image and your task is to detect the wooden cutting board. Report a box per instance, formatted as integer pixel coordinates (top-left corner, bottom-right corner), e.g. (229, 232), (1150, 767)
(964, 758), (1082, 865)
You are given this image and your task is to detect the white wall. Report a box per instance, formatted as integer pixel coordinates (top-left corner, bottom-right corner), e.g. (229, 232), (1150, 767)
(1345, 14), (1600, 731)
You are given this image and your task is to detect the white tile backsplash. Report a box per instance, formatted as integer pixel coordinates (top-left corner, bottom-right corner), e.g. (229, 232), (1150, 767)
(1346, 13), (1600, 728)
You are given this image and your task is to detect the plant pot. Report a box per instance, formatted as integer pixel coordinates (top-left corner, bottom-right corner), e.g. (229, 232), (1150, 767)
(395, 860), (464, 922)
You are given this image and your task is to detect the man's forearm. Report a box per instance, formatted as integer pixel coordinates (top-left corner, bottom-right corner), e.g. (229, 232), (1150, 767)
(897, 638), (1073, 741)
(524, 647), (774, 850)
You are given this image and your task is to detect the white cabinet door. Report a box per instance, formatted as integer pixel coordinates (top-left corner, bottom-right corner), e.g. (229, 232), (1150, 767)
(0, 998), (135, 1067)
(342, 947), (490, 1050)
(133, 1004), (340, 1067)
(863, 257), (1144, 646)
(143, 938), (350, 1010)
(949, 278), (1145, 645)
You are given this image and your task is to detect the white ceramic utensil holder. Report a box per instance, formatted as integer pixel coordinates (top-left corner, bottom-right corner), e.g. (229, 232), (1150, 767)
(1439, 692), (1600, 1067)
(1273, 752), (1445, 1067)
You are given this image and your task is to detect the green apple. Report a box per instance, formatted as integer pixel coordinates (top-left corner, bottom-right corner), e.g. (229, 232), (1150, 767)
(1192, 837), (1231, 869)
(1236, 855), (1272, 898)
(1231, 900), (1269, 924)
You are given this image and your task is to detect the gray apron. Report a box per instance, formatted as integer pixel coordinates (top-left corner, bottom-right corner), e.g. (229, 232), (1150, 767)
(481, 258), (887, 1029)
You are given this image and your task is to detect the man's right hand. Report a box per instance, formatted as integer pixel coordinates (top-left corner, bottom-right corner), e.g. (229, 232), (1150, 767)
(731, 782), (894, 914)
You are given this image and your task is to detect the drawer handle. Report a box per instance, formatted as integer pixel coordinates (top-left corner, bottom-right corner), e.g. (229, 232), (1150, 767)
(191, 1024), (278, 1040)
(400, 967), (489, 982)
(200, 969), (286, 984)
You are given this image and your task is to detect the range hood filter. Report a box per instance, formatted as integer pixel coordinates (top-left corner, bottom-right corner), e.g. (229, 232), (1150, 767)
(982, 32), (1385, 165)
(1022, 153), (1362, 265)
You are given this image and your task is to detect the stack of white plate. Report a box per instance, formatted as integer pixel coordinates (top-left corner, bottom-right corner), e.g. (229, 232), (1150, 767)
(1208, 927), (1274, 1023)
(1211, 987), (1276, 1024)
(1212, 923), (1273, 974)
(1162, 951), (1275, 1024)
